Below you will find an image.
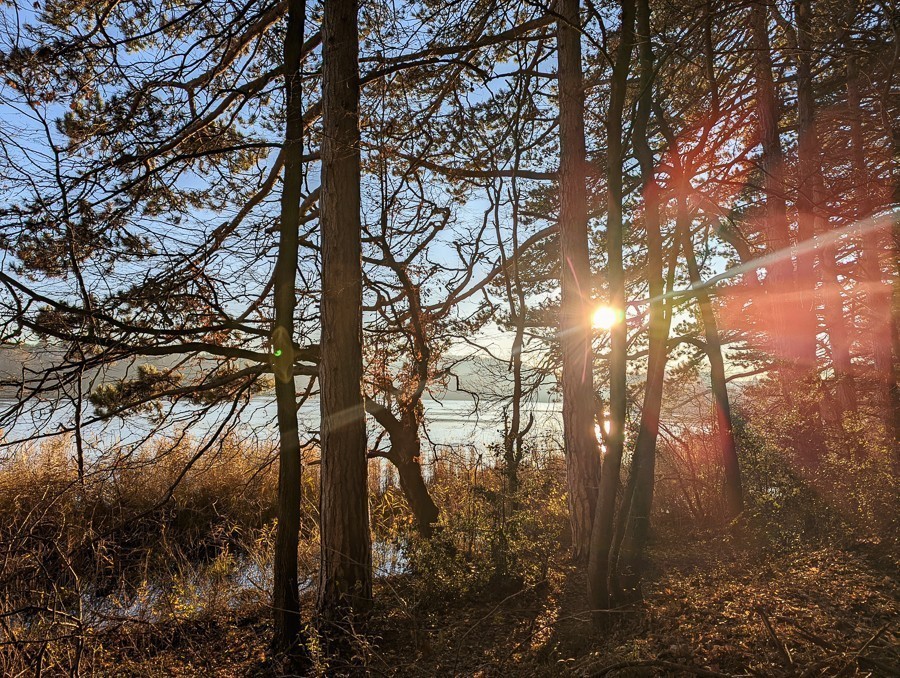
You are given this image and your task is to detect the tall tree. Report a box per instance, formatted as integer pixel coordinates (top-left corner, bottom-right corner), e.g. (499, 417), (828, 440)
(556, 0), (602, 562)
(500, 173), (534, 499)
(614, 0), (668, 598)
(692, 0), (743, 517)
(317, 0), (372, 624)
(645, 4), (746, 519)
(793, 0), (857, 417)
(588, 0), (636, 611)
(272, 0), (309, 652)
(682, 214), (744, 519)
(847, 55), (894, 439)
(749, 0), (823, 464)
(749, 1), (809, 370)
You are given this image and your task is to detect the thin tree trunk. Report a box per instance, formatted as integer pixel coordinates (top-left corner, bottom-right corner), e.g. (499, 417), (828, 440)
(789, 0), (822, 374)
(504, 299), (527, 497)
(490, 172), (530, 502)
(74, 357), (86, 487)
(700, 0), (742, 518)
(317, 0), (372, 624)
(857, 15), (900, 456)
(794, 0), (856, 416)
(588, 0), (635, 611)
(504, 102), (535, 502)
(750, 0), (822, 464)
(271, 0), (307, 652)
(681, 216), (743, 519)
(557, 0), (602, 562)
(749, 2), (804, 368)
(847, 57), (891, 425)
(613, 0), (666, 601)
(879, 17), (900, 463)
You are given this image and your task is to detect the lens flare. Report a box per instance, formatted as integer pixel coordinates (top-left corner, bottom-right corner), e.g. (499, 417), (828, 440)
(592, 305), (619, 330)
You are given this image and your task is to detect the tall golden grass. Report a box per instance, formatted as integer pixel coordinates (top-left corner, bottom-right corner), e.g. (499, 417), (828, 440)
(0, 409), (893, 674)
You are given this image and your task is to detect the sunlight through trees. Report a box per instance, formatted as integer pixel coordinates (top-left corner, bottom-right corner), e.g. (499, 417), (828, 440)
(0, 0), (896, 672)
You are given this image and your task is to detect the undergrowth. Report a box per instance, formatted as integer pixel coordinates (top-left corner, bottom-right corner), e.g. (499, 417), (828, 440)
(0, 391), (896, 675)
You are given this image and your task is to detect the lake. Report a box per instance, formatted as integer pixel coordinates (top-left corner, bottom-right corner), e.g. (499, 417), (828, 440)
(0, 395), (564, 456)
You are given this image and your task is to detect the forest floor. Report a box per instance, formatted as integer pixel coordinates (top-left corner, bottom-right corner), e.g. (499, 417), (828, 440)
(98, 530), (898, 677)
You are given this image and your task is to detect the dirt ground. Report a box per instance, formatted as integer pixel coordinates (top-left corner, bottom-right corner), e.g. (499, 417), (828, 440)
(97, 532), (898, 677)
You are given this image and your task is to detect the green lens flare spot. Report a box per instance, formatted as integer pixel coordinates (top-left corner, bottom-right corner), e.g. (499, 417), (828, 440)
(273, 349), (283, 357)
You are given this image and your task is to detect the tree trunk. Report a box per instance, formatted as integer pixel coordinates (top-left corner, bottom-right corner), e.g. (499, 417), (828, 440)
(613, 0), (666, 601)
(588, 0), (635, 611)
(74, 358), (86, 487)
(847, 58), (884, 402)
(556, 0), (602, 562)
(496, 172), (528, 501)
(794, 0), (856, 416)
(271, 0), (307, 652)
(848, 58), (895, 445)
(365, 396), (441, 537)
(695, 0), (743, 519)
(392, 436), (440, 537)
(749, 2), (804, 367)
(879, 18), (900, 464)
(504, 302), (527, 498)
(682, 217), (744, 519)
(317, 0), (372, 623)
(750, 0), (822, 464)
(790, 0), (823, 374)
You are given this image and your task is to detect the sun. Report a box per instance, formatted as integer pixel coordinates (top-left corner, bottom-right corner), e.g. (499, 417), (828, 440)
(592, 305), (619, 330)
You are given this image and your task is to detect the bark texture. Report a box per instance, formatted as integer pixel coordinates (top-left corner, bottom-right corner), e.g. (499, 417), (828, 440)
(271, 0), (307, 652)
(614, 0), (666, 599)
(588, 0), (635, 611)
(317, 0), (372, 623)
(366, 398), (439, 536)
(556, 0), (602, 561)
(393, 443), (439, 536)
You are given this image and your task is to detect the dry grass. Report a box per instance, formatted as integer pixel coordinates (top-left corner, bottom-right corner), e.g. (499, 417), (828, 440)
(48, 529), (895, 677)
(0, 433), (310, 675)
(0, 422), (896, 676)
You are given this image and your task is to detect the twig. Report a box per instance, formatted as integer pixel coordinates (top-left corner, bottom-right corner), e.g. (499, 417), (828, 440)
(855, 622), (889, 654)
(798, 655), (840, 678)
(756, 607), (793, 668)
(857, 655), (899, 675)
(774, 615), (838, 652)
(451, 580), (544, 672)
(835, 623), (892, 675)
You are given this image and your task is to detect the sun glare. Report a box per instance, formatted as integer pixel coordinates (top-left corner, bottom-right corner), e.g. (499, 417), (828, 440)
(592, 305), (619, 330)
